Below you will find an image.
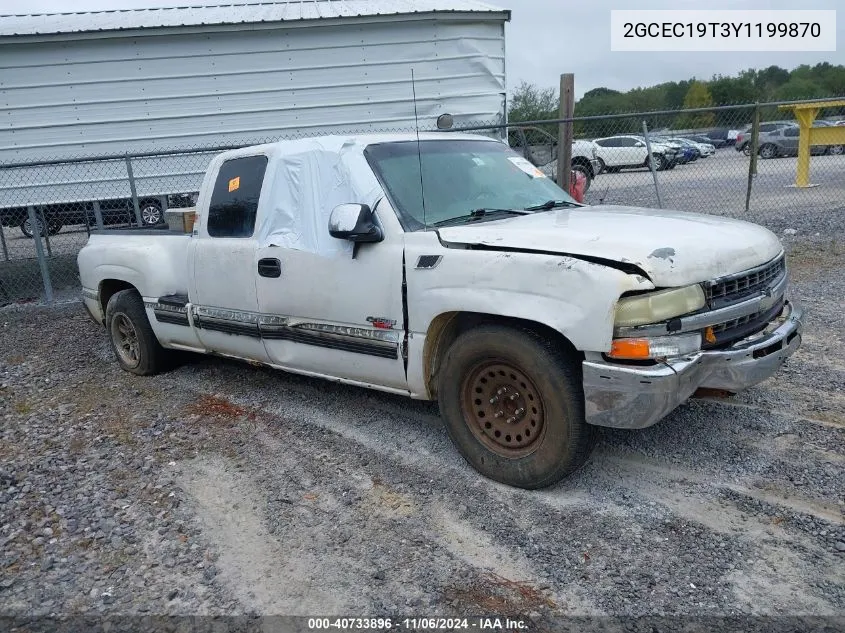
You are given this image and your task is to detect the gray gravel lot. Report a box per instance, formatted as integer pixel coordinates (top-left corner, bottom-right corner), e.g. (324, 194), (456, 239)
(0, 194), (844, 626)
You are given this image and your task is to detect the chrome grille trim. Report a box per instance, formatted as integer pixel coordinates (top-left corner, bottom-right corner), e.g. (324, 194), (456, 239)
(704, 253), (786, 302)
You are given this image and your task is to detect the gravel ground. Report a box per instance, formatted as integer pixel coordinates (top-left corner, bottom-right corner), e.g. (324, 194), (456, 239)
(1, 211), (843, 626)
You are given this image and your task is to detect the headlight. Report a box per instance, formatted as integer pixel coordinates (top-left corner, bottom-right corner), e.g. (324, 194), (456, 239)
(615, 285), (705, 327)
(608, 333), (702, 360)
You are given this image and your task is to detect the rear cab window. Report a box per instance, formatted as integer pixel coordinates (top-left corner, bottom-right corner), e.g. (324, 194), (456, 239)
(207, 155), (268, 238)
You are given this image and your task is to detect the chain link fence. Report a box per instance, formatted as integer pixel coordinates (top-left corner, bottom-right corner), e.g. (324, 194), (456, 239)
(1, 100), (843, 305)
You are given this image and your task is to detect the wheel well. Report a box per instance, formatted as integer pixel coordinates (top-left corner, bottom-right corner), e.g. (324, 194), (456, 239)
(571, 157), (594, 178)
(99, 279), (136, 314)
(422, 312), (581, 398)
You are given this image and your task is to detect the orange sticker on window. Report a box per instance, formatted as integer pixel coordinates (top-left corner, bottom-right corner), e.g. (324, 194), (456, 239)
(228, 176), (240, 192)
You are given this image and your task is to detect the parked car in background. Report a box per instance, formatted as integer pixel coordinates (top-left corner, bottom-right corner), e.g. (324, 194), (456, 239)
(653, 137), (695, 164)
(753, 126), (844, 158)
(507, 126), (602, 191)
(0, 194), (194, 238)
(593, 135), (678, 172)
(700, 128), (729, 148)
(735, 122), (797, 155)
(681, 135), (717, 155)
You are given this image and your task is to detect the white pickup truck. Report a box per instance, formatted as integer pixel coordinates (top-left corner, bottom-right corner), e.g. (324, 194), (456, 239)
(78, 133), (803, 489)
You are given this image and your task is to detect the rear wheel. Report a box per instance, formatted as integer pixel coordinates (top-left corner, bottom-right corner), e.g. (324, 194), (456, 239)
(828, 144), (844, 155)
(105, 289), (168, 375)
(437, 325), (596, 489)
(20, 215), (59, 238)
(139, 200), (163, 226)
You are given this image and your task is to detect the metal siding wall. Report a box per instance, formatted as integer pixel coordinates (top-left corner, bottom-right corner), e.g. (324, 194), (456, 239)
(1, 17), (506, 164)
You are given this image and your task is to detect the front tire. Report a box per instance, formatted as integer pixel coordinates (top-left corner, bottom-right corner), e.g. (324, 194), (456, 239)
(105, 289), (167, 375)
(596, 157), (606, 175)
(437, 325), (596, 489)
(759, 144), (777, 159)
(649, 153), (667, 171)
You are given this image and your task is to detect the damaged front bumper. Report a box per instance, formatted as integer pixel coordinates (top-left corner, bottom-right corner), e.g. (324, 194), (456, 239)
(582, 300), (804, 429)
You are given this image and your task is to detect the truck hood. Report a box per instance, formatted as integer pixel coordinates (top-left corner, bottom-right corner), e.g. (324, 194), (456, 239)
(436, 205), (783, 286)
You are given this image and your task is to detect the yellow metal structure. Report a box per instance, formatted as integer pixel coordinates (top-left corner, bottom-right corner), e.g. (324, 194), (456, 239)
(778, 99), (845, 187)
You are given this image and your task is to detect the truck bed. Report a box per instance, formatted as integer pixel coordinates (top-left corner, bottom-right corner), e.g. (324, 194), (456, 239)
(78, 231), (193, 300)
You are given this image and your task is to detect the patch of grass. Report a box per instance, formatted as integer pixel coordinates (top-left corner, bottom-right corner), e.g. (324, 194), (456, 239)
(13, 400), (32, 414)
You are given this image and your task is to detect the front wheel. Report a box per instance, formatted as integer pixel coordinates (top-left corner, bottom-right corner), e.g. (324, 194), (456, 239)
(437, 325), (596, 489)
(759, 144), (777, 159)
(649, 153), (667, 171)
(828, 144), (844, 155)
(742, 143), (751, 156)
(105, 289), (168, 375)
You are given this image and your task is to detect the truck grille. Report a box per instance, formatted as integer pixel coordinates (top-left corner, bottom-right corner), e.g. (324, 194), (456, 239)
(705, 254), (786, 303)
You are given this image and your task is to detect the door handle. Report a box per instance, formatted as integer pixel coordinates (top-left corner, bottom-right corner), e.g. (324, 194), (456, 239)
(257, 258), (281, 278)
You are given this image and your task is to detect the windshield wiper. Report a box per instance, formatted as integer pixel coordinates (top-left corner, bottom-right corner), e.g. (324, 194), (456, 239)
(431, 208), (532, 228)
(524, 199), (581, 211)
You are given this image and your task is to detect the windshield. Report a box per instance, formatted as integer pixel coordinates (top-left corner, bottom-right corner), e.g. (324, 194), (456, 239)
(364, 139), (578, 230)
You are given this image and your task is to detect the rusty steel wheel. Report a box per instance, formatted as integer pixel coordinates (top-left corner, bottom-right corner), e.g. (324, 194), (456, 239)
(461, 361), (546, 458)
(438, 324), (595, 489)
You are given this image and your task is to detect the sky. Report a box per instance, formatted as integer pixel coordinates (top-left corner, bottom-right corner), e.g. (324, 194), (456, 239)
(1, 0), (843, 99)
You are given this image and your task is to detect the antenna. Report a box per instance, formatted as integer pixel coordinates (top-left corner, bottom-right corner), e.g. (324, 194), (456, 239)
(411, 69), (428, 229)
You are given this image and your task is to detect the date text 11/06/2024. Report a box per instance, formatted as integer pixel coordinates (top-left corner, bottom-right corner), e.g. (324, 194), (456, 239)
(307, 617), (529, 630)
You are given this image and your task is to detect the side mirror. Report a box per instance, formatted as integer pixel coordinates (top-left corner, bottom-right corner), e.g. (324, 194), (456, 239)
(329, 203), (383, 243)
(635, 141), (645, 147)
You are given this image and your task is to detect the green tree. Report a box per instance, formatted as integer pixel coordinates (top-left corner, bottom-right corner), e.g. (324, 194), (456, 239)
(674, 81), (716, 129)
(775, 77), (826, 101)
(508, 81), (558, 123)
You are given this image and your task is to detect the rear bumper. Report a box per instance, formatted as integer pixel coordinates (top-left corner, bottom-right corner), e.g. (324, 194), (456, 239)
(582, 300), (803, 429)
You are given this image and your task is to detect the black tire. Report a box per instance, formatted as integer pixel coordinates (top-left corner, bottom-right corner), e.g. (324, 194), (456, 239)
(571, 163), (592, 193)
(759, 144), (777, 159)
(47, 221), (63, 236)
(139, 200), (163, 226)
(828, 144), (844, 155)
(742, 143), (751, 156)
(437, 325), (596, 489)
(105, 289), (167, 376)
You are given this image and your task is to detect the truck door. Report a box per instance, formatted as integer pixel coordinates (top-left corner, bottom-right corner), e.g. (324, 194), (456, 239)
(255, 197), (407, 391)
(187, 154), (270, 362)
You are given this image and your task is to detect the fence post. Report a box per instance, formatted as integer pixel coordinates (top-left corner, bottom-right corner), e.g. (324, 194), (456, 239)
(27, 205), (53, 304)
(0, 221), (8, 262)
(125, 154), (143, 227)
(37, 207), (52, 257)
(92, 200), (105, 230)
(641, 120), (663, 209)
(745, 103), (761, 213)
(557, 73), (574, 190)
